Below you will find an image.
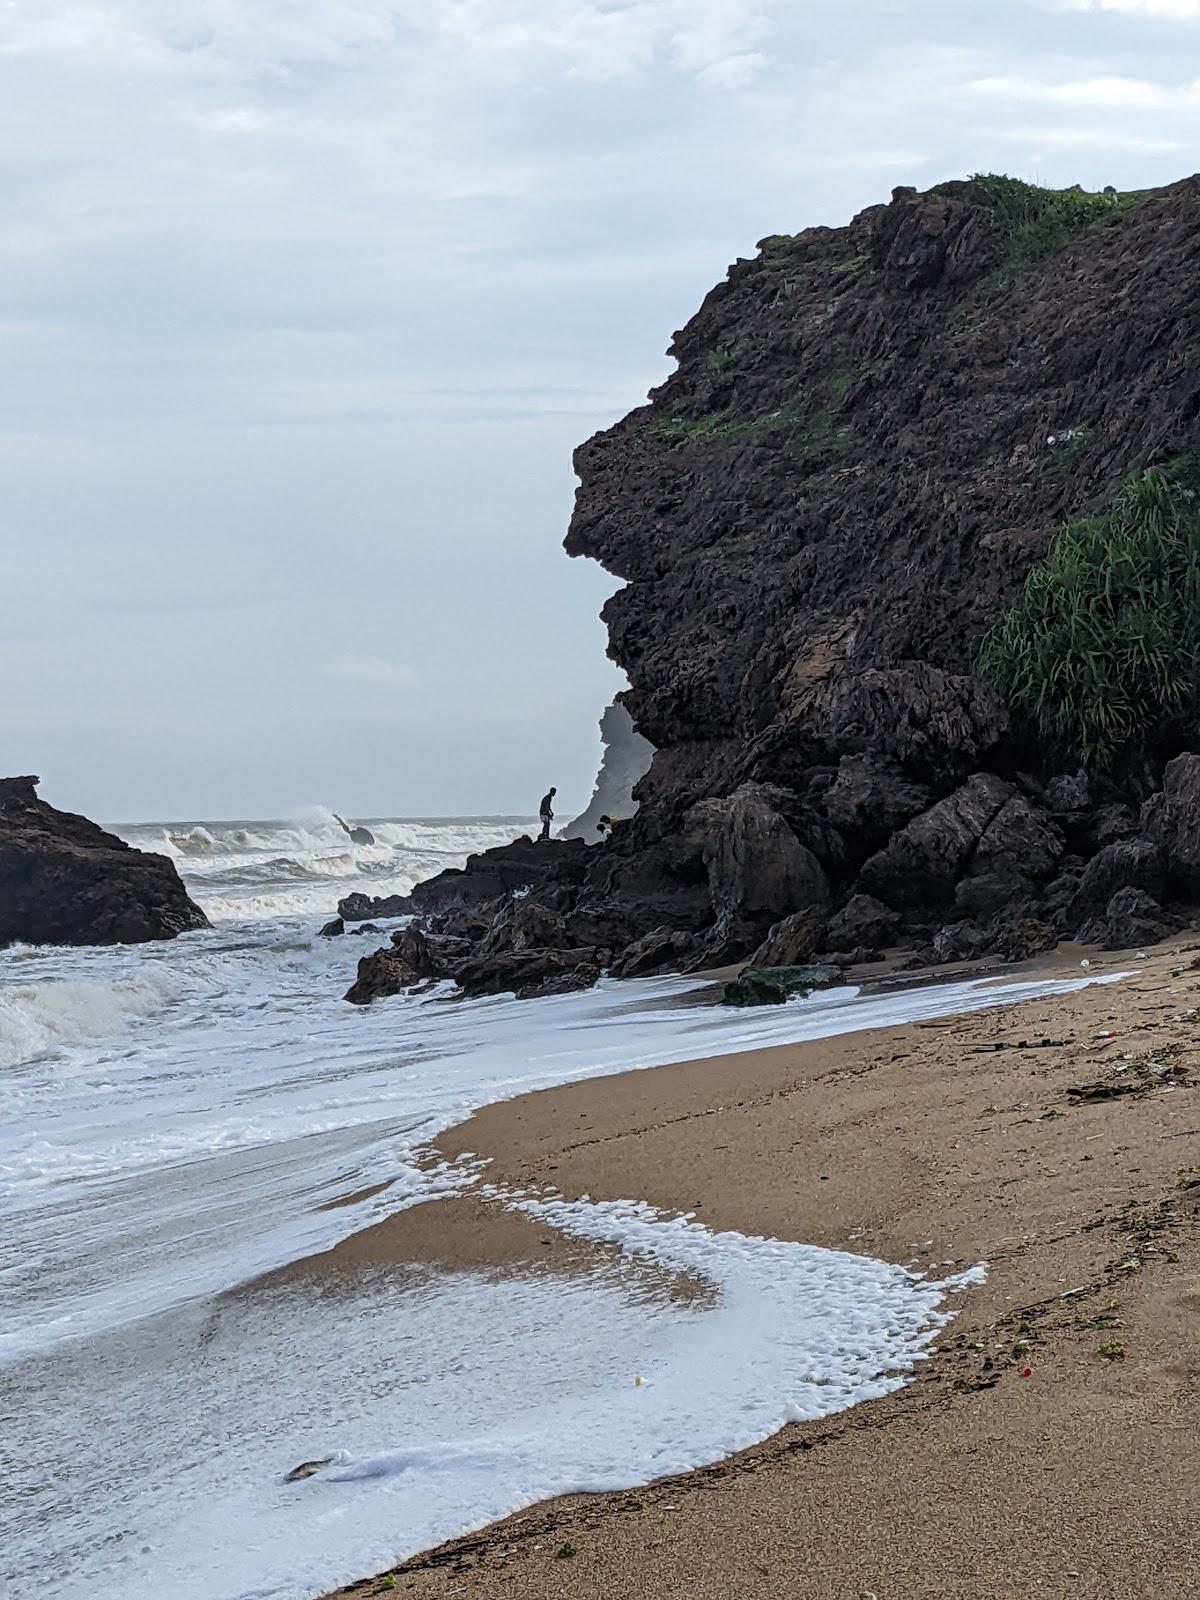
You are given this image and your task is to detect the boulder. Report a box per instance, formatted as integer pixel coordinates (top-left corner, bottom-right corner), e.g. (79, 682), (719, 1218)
(722, 963), (842, 1007)
(822, 755), (932, 856)
(339, 837), (592, 923)
(388, 923), (473, 979)
(610, 927), (698, 979)
(1078, 887), (1183, 951)
(827, 893), (900, 952)
(527, 963), (603, 999)
(455, 945), (604, 999)
(1141, 753), (1200, 896)
(929, 920), (991, 965)
(684, 911), (774, 971)
(687, 783), (829, 919)
(951, 793), (1064, 919)
(1085, 804), (1140, 852)
(344, 948), (421, 1005)
(1069, 840), (1166, 922)
(748, 909), (828, 968)
(339, 891), (408, 922)
(857, 774), (1014, 912)
(319, 917), (345, 938)
(1043, 772), (1092, 814)
(477, 897), (571, 957)
(989, 907), (1058, 963)
(0, 775), (208, 948)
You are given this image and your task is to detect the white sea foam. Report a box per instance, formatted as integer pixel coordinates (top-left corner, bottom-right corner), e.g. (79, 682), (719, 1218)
(3, 1181), (984, 1600)
(0, 811), (1130, 1600)
(0, 970), (180, 1068)
(116, 809), (533, 923)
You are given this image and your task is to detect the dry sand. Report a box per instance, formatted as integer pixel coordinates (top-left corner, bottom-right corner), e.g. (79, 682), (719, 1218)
(323, 945), (1200, 1600)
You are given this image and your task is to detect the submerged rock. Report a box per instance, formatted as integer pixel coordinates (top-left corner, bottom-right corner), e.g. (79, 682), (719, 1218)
(722, 963), (842, 1007)
(344, 948), (421, 1005)
(0, 775), (208, 948)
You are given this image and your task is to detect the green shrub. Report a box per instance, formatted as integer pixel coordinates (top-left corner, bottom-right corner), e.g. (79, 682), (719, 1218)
(968, 174), (1134, 263)
(979, 462), (1200, 767)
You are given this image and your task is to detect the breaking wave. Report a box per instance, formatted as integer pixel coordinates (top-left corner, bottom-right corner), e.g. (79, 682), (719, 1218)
(0, 972), (180, 1069)
(114, 810), (534, 925)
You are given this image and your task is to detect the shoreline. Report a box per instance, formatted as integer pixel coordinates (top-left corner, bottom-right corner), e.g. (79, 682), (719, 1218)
(320, 941), (1200, 1600)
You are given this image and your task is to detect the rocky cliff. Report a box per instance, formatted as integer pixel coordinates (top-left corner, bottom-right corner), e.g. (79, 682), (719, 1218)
(343, 176), (1200, 1001)
(0, 777), (209, 947)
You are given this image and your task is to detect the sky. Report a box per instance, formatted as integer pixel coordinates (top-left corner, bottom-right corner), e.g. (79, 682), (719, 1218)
(3, 1), (1200, 821)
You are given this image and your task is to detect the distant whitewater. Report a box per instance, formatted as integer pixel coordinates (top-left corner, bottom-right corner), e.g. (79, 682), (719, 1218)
(119, 809), (530, 924)
(0, 809), (1119, 1600)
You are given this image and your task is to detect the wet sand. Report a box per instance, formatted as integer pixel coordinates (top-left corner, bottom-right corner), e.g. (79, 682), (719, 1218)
(322, 944), (1200, 1600)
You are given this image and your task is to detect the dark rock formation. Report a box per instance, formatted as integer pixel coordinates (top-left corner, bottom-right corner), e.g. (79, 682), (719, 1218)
(341, 177), (1200, 1000)
(1078, 887), (1183, 951)
(345, 948), (421, 1006)
(0, 776), (208, 948)
(1142, 753), (1200, 896)
(1070, 840), (1166, 920)
(562, 702), (655, 841)
(319, 917), (345, 938)
(610, 926), (698, 978)
(722, 963), (842, 1007)
(747, 909), (827, 968)
(827, 894), (899, 952)
(687, 783), (829, 922)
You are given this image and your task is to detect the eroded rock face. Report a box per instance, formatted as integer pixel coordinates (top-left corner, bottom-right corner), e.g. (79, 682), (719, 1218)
(687, 783), (829, 919)
(1142, 754), (1200, 896)
(0, 776), (208, 948)
(858, 775), (1014, 912)
(340, 177), (1200, 998)
(748, 909), (828, 968)
(1078, 887), (1183, 951)
(1070, 840), (1167, 920)
(827, 893), (900, 952)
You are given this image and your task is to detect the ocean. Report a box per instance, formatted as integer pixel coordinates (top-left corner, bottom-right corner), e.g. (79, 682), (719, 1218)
(0, 811), (1114, 1600)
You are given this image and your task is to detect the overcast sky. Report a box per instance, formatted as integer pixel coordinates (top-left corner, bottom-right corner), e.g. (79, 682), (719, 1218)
(3, 0), (1199, 821)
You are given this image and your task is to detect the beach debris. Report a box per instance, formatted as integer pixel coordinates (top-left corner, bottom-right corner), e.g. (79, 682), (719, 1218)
(1080, 958), (1091, 968)
(1067, 1079), (1145, 1102)
(284, 1457), (334, 1482)
(634, 1375), (646, 1387)
(1021, 1367), (1034, 1377)
(555, 1542), (577, 1560)
(972, 1036), (1068, 1053)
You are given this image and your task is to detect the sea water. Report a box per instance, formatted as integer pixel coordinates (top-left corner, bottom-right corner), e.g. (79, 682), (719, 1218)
(0, 811), (1117, 1600)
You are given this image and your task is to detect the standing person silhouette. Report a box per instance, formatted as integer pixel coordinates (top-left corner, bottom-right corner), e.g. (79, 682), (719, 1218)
(538, 787), (556, 841)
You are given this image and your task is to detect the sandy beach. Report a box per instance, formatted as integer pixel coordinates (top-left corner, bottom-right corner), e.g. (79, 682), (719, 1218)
(321, 945), (1200, 1600)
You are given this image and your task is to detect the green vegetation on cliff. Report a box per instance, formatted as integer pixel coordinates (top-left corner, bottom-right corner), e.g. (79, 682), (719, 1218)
(980, 461), (1200, 767)
(962, 173), (1138, 262)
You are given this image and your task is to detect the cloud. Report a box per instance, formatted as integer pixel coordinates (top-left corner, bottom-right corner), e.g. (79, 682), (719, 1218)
(8, 0), (1200, 815)
(970, 71), (1200, 108)
(1061, 0), (1200, 16)
(324, 655), (419, 690)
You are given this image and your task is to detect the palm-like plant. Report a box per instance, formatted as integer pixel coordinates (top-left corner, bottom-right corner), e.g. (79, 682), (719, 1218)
(980, 464), (1200, 766)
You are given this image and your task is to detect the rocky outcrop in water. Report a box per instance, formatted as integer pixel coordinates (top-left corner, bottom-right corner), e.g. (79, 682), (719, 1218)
(343, 176), (1200, 1000)
(0, 776), (209, 947)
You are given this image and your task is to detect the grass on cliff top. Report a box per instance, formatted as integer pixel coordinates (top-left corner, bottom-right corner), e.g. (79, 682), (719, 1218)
(980, 458), (1200, 768)
(966, 173), (1141, 262)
